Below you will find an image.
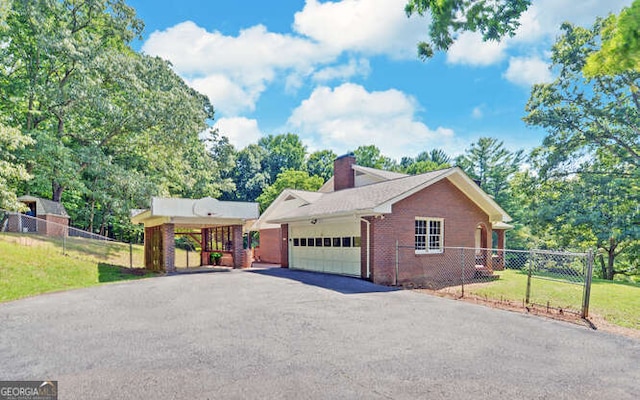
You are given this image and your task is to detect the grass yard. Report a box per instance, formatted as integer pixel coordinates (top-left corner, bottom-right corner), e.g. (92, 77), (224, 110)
(0, 233), (155, 302)
(468, 269), (640, 330)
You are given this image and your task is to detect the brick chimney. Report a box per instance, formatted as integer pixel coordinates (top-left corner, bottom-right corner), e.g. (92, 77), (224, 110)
(334, 152), (356, 191)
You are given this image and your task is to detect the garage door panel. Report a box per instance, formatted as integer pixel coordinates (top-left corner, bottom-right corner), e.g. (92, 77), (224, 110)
(290, 222), (360, 277)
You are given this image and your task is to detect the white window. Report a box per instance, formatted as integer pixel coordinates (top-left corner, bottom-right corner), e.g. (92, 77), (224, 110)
(415, 218), (444, 254)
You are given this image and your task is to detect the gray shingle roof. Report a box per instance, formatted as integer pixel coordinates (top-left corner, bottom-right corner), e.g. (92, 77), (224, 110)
(268, 168), (453, 222)
(18, 195), (69, 217)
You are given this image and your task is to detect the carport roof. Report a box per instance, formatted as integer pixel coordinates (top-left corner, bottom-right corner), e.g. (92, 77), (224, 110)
(131, 197), (259, 230)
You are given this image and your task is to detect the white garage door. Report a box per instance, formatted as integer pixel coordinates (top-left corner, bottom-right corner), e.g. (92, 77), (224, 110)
(289, 221), (361, 277)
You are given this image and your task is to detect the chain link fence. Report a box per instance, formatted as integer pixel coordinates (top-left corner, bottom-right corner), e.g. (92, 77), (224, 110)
(1, 209), (204, 271)
(396, 244), (594, 318)
(0, 209), (145, 269)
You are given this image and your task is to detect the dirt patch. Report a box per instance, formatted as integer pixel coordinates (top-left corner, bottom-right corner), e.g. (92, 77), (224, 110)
(413, 288), (640, 341)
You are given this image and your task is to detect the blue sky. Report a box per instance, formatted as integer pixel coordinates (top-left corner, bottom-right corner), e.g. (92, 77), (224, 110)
(128, 0), (632, 160)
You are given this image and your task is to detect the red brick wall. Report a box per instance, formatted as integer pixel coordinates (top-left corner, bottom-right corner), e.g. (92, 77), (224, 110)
(333, 154), (355, 191)
(256, 228), (282, 264)
(42, 215), (69, 237)
(370, 179), (491, 285)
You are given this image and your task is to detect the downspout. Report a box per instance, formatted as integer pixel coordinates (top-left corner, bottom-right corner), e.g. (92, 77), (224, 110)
(360, 217), (371, 279)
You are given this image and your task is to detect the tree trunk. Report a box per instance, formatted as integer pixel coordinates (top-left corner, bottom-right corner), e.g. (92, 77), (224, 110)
(52, 181), (64, 202)
(598, 253), (606, 279)
(88, 198), (95, 233)
(605, 238), (618, 280)
(606, 248), (616, 280)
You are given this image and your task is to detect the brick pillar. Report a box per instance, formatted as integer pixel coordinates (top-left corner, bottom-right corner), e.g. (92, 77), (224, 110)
(162, 223), (175, 273)
(144, 227), (152, 270)
(280, 224), (289, 268)
(232, 225), (243, 268)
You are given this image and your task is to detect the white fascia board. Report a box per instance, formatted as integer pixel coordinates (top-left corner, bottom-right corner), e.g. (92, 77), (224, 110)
(446, 169), (512, 222)
(266, 209), (381, 225)
(252, 189), (299, 230)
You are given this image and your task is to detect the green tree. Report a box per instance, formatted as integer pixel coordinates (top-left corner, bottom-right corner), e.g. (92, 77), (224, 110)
(256, 170), (323, 212)
(1, 1), (222, 236)
(524, 21), (640, 279)
(258, 133), (307, 183)
(455, 137), (524, 205)
(353, 145), (397, 170)
(405, 0), (530, 59)
(0, 123), (33, 210)
(231, 144), (270, 202)
(584, 0), (640, 77)
(525, 22), (640, 174)
(305, 149), (336, 182)
(1, 0), (142, 201)
(524, 160), (640, 280)
(401, 149), (451, 174)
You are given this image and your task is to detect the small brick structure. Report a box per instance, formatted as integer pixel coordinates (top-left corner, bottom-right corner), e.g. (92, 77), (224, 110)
(6, 196), (70, 237)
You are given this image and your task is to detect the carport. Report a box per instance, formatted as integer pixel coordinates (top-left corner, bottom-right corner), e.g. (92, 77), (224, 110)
(131, 197), (259, 273)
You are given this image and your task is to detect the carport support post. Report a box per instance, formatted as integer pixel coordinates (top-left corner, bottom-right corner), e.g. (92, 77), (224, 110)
(232, 224), (243, 268)
(162, 223), (176, 273)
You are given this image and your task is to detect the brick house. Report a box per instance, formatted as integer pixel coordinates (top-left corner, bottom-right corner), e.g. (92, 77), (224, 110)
(253, 153), (512, 286)
(4, 195), (70, 236)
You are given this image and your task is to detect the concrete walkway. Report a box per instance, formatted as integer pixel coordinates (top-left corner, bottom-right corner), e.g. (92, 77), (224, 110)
(1, 268), (638, 399)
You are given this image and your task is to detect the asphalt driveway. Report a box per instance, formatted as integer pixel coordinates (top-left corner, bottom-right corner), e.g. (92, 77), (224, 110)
(1, 267), (638, 399)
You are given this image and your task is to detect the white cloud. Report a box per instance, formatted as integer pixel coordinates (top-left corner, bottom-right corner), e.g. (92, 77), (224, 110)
(312, 58), (371, 82)
(503, 56), (553, 87)
(288, 83), (458, 159)
(142, 21), (336, 116)
(213, 117), (263, 149)
(446, 32), (508, 66)
(293, 0), (428, 59)
(471, 106), (483, 119)
(513, 0), (632, 43)
(189, 74), (262, 115)
(445, 0), (632, 68)
(140, 0), (432, 116)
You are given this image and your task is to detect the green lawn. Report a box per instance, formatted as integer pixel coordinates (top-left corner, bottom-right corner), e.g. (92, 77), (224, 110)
(469, 269), (640, 330)
(0, 233), (155, 302)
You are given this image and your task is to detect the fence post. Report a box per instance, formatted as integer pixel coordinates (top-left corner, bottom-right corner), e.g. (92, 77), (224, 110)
(525, 250), (533, 304)
(129, 241), (133, 268)
(186, 248), (190, 268)
(460, 247), (465, 298)
(582, 250), (594, 318)
(395, 240), (399, 286)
